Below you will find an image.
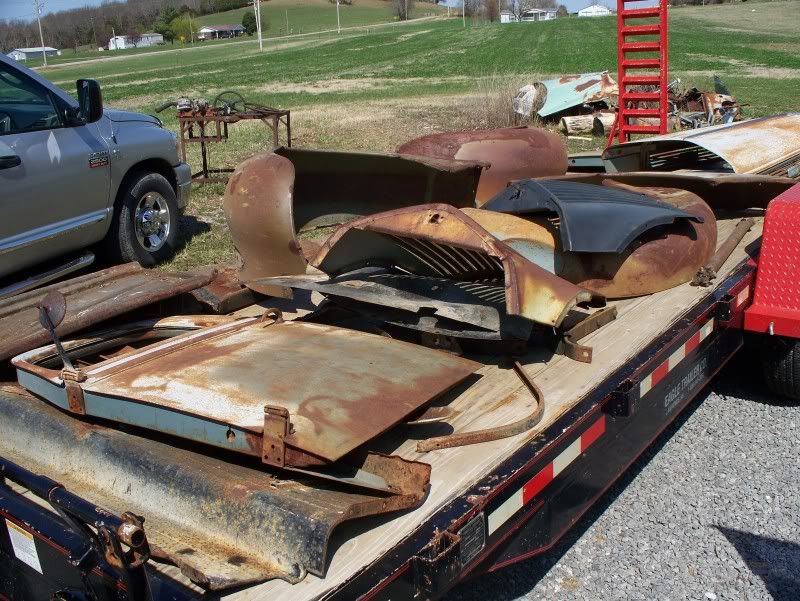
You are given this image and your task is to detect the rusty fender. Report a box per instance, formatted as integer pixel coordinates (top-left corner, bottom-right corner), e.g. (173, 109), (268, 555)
(397, 127), (568, 204)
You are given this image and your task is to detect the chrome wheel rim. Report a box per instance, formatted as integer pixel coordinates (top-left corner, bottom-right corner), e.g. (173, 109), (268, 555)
(134, 192), (171, 252)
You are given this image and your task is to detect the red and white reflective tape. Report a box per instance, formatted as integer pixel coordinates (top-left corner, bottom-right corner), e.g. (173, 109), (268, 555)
(639, 318), (715, 397)
(487, 416), (606, 535)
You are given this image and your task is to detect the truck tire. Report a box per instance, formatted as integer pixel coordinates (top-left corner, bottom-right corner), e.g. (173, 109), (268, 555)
(760, 336), (800, 403)
(106, 171), (180, 266)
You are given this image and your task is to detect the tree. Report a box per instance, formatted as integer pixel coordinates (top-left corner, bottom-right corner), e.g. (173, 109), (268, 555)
(556, 4), (568, 17)
(241, 10), (269, 35)
(392, 0), (415, 20)
(170, 14), (198, 43)
(126, 30), (143, 48)
(483, 0), (500, 21)
(511, 0), (555, 20)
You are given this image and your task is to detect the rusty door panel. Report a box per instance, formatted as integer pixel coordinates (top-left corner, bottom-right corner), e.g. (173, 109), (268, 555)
(397, 127), (568, 204)
(312, 204), (596, 327)
(14, 316), (479, 466)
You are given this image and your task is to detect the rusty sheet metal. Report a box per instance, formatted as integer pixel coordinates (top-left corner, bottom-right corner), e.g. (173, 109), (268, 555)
(396, 127), (567, 204)
(0, 388), (431, 590)
(0, 263), (212, 362)
(553, 171), (796, 212)
(223, 149), (485, 293)
(311, 204), (596, 328)
(603, 114), (800, 177)
(462, 185), (716, 299)
(14, 315), (479, 467)
(513, 72), (618, 119)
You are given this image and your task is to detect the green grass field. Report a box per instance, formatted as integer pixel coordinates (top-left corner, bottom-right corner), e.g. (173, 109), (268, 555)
(34, 0), (800, 269)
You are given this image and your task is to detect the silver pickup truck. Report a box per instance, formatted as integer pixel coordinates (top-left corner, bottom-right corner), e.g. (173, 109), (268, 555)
(0, 53), (190, 293)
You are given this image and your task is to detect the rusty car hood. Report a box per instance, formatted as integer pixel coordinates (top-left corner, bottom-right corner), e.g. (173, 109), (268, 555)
(14, 316), (479, 466)
(603, 113), (800, 177)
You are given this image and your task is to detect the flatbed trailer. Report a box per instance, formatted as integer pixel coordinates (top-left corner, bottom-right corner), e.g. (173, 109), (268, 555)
(0, 211), (778, 600)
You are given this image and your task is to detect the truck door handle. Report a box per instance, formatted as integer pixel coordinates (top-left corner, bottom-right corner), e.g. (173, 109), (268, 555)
(0, 155), (21, 170)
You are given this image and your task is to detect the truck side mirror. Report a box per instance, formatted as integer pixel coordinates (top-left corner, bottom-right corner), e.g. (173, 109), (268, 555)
(76, 79), (103, 124)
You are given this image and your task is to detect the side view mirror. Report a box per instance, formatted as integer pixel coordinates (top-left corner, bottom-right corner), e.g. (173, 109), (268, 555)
(76, 79), (103, 124)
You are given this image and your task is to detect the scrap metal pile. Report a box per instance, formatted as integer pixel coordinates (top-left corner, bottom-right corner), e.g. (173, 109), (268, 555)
(3, 116), (799, 592)
(513, 71), (742, 133)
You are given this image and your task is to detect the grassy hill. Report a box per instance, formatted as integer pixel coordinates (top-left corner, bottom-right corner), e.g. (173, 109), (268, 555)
(196, 0), (445, 35)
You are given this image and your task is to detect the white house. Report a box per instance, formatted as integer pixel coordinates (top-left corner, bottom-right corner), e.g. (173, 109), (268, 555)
(578, 3), (612, 17)
(108, 33), (164, 50)
(520, 8), (558, 21)
(198, 24), (246, 40)
(500, 10), (517, 23)
(7, 47), (61, 61)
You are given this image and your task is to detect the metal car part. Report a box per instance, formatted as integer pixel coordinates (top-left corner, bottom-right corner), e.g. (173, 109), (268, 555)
(0, 262), (213, 361)
(552, 171), (796, 212)
(0, 389), (431, 590)
(223, 149), (485, 294)
(692, 217), (755, 287)
(512, 72), (619, 119)
(396, 127), (568, 204)
(555, 306), (618, 363)
(416, 361), (544, 452)
(462, 187), (717, 299)
(603, 113), (800, 178)
(13, 315), (479, 469)
(311, 204), (597, 328)
(482, 179), (703, 253)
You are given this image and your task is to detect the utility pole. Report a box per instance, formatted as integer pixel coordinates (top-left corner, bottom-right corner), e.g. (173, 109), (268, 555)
(32, 0), (47, 66)
(112, 26), (116, 49)
(285, 9), (289, 36)
(255, 0), (263, 50)
(336, 0), (341, 33)
(462, 0), (466, 27)
(404, 0), (408, 20)
(90, 16), (98, 49)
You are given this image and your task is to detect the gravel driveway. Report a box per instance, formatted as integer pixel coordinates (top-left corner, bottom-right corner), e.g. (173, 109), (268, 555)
(449, 350), (800, 601)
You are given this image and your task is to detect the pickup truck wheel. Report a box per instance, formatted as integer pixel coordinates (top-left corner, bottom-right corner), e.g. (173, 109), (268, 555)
(760, 336), (800, 404)
(109, 172), (179, 266)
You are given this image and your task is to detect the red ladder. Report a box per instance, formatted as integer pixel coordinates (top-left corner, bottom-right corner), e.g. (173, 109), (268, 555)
(609, 0), (669, 144)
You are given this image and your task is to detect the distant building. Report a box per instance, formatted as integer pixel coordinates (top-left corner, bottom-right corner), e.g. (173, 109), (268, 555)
(198, 24), (246, 40)
(7, 47), (61, 61)
(578, 3), (612, 17)
(520, 8), (558, 21)
(108, 33), (164, 50)
(500, 10), (517, 23)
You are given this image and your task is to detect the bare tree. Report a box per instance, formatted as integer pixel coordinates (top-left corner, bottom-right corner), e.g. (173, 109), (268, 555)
(392, 0), (415, 20)
(483, 0), (501, 21)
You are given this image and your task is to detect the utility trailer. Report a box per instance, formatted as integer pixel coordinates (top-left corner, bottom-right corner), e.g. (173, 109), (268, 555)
(0, 186), (798, 601)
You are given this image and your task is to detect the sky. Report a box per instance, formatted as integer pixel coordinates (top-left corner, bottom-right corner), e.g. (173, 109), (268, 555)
(2, 0), (104, 21)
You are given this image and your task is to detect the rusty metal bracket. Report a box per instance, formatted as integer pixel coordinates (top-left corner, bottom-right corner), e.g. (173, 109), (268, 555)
(262, 405), (291, 467)
(412, 529), (462, 599)
(417, 361), (544, 452)
(692, 217), (754, 287)
(556, 306), (618, 363)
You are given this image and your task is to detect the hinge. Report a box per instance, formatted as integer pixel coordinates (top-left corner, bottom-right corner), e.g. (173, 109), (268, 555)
(262, 405), (290, 467)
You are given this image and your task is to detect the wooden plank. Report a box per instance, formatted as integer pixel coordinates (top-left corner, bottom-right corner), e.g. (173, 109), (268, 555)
(229, 216), (763, 600)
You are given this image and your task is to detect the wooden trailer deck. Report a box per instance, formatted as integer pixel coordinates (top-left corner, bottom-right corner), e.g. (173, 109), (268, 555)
(223, 214), (762, 600)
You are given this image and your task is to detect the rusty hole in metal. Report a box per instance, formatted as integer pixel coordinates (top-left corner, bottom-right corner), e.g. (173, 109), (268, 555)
(226, 428), (236, 443)
(429, 212), (443, 224)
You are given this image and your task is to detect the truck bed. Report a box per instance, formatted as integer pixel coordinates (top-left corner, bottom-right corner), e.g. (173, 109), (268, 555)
(0, 214), (761, 600)
(229, 214), (762, 600)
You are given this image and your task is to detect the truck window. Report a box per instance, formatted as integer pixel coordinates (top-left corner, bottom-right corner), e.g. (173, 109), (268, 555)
(0, 64), (61, 135)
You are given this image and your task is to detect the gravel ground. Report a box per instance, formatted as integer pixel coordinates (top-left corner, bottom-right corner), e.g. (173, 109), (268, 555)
(449, 350), (800, 601)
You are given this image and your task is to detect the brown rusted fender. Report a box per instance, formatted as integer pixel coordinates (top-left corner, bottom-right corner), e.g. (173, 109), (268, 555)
(223, 149), (485, 294)
(465, 184), (717, 298)
(551, 171), (796, 213)
(397, 127), (568, 204)
(311, 204), (597, 328)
